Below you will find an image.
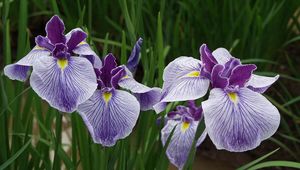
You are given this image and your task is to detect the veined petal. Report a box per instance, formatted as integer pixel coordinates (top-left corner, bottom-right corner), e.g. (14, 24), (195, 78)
(246, 74), (279, 93)
(161, 120), (206, 169)
(30, 56), (97, 113)
(202, 88), (280, 152)
(200, 44), (217, 73)
(212, 48), (232, 65)
(77, 89), (140, 146)
(3, 47), (50, 81)
(154, 102), (167, 114)
(118, 72), (161, 111)
(134, 87), (161, 111)
(229, 64), (257, 87)
(161, 56), (209, 102)
(4, 64), (30, 81)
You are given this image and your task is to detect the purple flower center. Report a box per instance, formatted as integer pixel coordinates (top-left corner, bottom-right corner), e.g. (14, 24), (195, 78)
(96, 54), (126, 90)
(167, 101), (202, 122)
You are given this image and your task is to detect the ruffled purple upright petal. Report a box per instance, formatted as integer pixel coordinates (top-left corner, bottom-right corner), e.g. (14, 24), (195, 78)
(160, 56), (210, 102)
(45, 15), (66, 44)
(211, 64), (228, 89)
(229, 64), (257, 87)
(30, 56), (97, 113)
(66, 30), (87, 52)
(100, 54), (118, 87)
(212, 48), (233, 65)
(35, 36), (54, 51)
(246, 74), (279, 93)
(200, 44), (217, 73)
(161, 120), (207, 169)
(202, 88), (280, 152)
(77, 89), (140, 146)
(3, 47), (50, 81)
(111, 67), (126, 88)
(127, 38), (143, 72)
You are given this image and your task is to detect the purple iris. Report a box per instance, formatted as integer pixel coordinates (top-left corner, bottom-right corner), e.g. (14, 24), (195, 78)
(161, 101), (207, 169)
(77, 38), (162, 146)
(157, 44), (280, 152)
(4, 15), (100, 113)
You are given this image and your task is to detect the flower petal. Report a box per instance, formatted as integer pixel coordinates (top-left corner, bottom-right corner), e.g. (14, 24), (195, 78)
(200, 44), (217, 73)
(66, 29), (87, 51)
(212, 48), (233, 65)
(4, 64), (30, 81)
(30, 56), (97, 113)
(202, 88), (280, 152)
(161, 120), (206, 169)
(3, 47), (50, 81)
(118, 72), (161, 111)
(45, 15), (66, 44)
(211, 64), (228, 89)
(134, 87), (161, 111)
(127, 38), (143, 72)
(154, 102), (167, 114)
(246, 74), (279, 93)
(161, 57), (209, 102)
(229, 64), (257, 87)
(77, 89), (140, 146)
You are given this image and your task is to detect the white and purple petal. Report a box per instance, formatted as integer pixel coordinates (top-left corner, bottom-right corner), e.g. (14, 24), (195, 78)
(126, 38), (143, 72)
(77, 89), (140, 146)
(118, 69), (162, 111)
(212, 48), (233, 65)
(3, 47), (50, 81)
(45, 15), (66, 44)
(161, 120), (207, 169)
(30, 56), (97, 113)
(246, 74), (279, 93)
(202, 88), (280, 152)
(160, 56), (210, 102)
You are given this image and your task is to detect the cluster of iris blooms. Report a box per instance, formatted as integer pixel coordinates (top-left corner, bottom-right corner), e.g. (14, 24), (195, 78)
(4, 16), (280, 169)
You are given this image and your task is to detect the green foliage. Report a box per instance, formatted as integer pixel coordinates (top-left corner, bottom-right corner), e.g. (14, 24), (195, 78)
(1, 0), (300, 169)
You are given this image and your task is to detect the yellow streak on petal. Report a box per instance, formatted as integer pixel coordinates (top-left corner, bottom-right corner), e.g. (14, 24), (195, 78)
(34, 46), (45, 50)
(181, 122), (190, 133)
(103, 92), (112, 104)
(57, 59), (68, 70)
(122, 75), (130, 79)
(228, 92), (238, 104)
(79, 41), (87, 45)
(186, 71), (200, 77)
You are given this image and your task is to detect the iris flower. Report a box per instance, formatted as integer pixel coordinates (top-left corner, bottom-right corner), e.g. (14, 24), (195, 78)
(77, 39), (161, 146)
(157, 44), (280, 152)
(161, 101), (207, 169)
(4, 15), (100, 113)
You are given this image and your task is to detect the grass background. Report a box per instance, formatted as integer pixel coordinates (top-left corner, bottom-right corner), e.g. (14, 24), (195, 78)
(1, 0), (300, 169)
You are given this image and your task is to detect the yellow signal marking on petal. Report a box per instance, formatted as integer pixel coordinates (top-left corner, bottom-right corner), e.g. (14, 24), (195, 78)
(122, 75), (129, 79)
(57, 59), (68, 70)
(181, 122), (190, 132)
(186, 71), (200, 77)
(103, 92), (112, 104)
(228, 92), (238, 104)
(34, 46), (45, 50)
(79, 41), (87, 45)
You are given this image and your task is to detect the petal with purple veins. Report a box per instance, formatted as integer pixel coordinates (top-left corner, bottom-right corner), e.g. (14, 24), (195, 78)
(134, 87), (161, 111)
(246, 74), (279, 93)
(161, 57), (210, 102)
(77, 89), (140, 146)
(3, 47), (50, 81)
(161, 120), (207, 169)
(154, 102), (168, 114)
(202, 88), (280, 152)
(211, 64), (228, 89)
(30, 56), (97, 113)
(118, 72), (162, 111)
(66, 30), (87, 51)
